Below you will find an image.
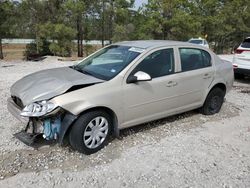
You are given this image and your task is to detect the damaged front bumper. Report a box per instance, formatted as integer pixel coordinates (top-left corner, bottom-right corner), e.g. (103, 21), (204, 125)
(7, 97), (29, 123)
(7, 97), (77, 146)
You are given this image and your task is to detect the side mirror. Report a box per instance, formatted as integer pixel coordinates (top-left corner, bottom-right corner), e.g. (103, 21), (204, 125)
(127, 71), (152, 83)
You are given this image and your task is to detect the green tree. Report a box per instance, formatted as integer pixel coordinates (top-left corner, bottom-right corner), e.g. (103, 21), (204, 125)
(64, 0), (85, 57)
(16, 0), (66, 54)
(216, 0), (250, 53)
(189, 0), (250, 53)
(111, 0), (136, 42)
(38, 23), (76, 57)
(2, 0), (250, 57)
(140, 0), (200, 40)
(0, 0), (13, 59)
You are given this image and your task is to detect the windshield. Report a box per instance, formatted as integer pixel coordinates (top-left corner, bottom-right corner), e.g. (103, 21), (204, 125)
(189, 40), (203, 44)
(73, 45), (142, 80)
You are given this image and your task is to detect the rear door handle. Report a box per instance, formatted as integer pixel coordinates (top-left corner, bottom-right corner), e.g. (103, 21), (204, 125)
(166, 81), (178, 87)
(203, 73), (212, 79)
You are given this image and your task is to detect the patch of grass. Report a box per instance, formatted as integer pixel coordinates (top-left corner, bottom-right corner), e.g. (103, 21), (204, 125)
(2, 43), (102, 61)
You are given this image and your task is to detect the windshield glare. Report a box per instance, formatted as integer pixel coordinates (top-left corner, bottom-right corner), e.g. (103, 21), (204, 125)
(75, 45), (142, 80)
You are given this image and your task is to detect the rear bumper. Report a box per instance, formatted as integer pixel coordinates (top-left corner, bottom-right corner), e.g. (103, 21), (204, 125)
(7, 97), (28, 123)
(234, 68), (250, 75)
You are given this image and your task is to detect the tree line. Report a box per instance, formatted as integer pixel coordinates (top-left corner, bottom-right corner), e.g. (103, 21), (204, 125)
(0, 0), (250, 59)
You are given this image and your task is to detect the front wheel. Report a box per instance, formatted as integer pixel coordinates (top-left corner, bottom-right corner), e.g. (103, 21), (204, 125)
(200, 88), (225, 115)
(69, 111), (112, 154)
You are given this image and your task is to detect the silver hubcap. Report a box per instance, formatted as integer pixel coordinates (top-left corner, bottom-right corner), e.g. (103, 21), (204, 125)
(83, 116), (109, 149)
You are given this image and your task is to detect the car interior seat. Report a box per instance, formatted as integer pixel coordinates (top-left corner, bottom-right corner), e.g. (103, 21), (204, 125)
(134, 50), (173, 78)
(182, 54), (201, 71)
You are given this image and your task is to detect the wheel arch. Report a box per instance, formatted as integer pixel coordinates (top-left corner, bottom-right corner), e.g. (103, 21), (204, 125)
(200, 82), (227, 115)
(209, 83), (226, 95)
(60, 106), (119, 145)
(202, 82), (226, 105)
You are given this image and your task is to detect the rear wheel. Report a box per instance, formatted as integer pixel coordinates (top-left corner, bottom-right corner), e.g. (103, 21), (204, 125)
(69, 110), (112, 154)
(200, 88), (225, 115)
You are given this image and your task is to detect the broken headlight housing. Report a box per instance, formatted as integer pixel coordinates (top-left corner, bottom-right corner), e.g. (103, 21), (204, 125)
(20, 101), (58, 117)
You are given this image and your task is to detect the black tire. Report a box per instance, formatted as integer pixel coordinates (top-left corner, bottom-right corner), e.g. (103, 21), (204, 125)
(234, 73), (244, 79)
(69, 110), (112, 154)
(200, 88), (225, 115)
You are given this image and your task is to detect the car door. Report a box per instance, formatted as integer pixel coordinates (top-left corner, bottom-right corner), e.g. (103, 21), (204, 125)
(175, 47), (214, 108)
(121, 47), (183, 128)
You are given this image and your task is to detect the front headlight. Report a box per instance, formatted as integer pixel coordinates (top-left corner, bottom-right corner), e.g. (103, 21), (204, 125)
(20, 101), (58, 117)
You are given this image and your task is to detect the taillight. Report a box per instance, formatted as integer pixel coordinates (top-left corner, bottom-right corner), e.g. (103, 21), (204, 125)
(233, 64), (238, 69)
(235, 49), (244, 54)
(235, 49), (250, 54)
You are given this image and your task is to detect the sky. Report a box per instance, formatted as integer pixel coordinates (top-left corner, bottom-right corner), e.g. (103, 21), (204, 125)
(13, 0), (148, 10)
(134, 0), (148, 9)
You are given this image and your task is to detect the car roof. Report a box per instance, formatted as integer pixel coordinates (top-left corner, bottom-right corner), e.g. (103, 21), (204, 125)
(113, 40), (198, 49)
(189, 38), (205, 41)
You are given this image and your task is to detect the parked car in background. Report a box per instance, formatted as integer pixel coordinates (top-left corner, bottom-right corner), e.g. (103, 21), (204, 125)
(188, 38), (209, 48)
(233, 37), (250, 78)
(8, 40), (233, 154)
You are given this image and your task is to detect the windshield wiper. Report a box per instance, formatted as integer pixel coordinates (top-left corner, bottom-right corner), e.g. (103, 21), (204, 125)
(70, 66), (95, 77)
(81, 69), (95, 77)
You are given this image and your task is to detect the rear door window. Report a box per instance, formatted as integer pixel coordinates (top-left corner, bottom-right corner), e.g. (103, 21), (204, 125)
(241, 38), (250, 48)
(179, 48), (211, 72)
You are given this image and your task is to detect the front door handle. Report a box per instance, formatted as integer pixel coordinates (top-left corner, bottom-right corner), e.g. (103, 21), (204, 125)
(166, 81), (178, 87)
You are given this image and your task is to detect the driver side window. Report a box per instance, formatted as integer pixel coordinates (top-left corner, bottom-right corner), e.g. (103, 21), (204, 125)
(132, 48), (175, 79)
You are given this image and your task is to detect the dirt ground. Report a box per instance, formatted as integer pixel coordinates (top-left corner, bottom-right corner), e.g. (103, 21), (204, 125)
(0, 56), (249, 188)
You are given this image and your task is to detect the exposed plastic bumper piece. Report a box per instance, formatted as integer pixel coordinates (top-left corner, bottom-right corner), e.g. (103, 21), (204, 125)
(7, 97), (28, 123)
(14, 130), (41, 146)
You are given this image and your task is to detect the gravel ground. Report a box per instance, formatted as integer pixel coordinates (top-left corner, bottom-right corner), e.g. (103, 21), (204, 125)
(0, 56), (250, 188)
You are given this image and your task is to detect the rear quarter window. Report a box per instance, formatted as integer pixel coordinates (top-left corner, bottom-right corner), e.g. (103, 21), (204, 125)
(179, 48), (212, 72)
(241, 38), (250, 48)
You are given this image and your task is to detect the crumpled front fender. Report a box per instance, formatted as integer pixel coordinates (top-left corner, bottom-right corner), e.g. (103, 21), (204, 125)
(58, 112), (78, 145)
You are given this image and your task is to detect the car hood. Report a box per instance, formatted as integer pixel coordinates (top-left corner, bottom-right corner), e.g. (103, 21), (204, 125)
(10, 67), (104, 106)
